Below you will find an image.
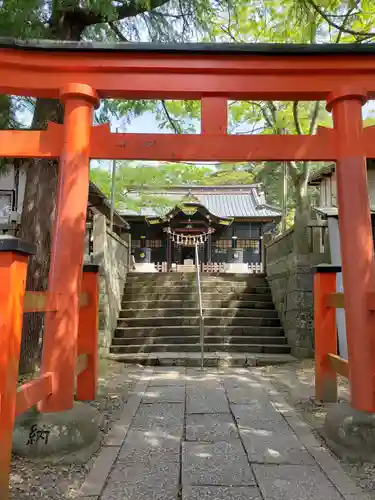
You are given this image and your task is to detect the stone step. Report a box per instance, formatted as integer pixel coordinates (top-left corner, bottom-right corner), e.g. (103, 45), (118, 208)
(126, 273), (267, 283)
(111, 335), (287, 346)
(122, 291), (273, 302)
(119, 307), (279, 319)
(117, 316), (281, 328)
(121, 299), (276, 309)
(114, 325), (284, 337)
(109, 343), (291, 354)
(107, 352), (296, 367)
(125, 283), (270, 294)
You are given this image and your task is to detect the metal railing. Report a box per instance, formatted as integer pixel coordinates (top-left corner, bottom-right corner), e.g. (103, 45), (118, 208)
(194, 243), (205, 369)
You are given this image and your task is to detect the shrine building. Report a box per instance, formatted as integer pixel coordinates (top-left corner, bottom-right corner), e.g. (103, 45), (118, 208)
(120, 184), (281, 273)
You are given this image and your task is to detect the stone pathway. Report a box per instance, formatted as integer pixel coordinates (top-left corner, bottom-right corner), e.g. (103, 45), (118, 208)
(78, 367), (369, 500)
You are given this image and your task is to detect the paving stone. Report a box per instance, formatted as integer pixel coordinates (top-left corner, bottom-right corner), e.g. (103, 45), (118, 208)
(182, 441), (255, 486)
(131, 403), (184, 437)
(102, 461), (179, 500)
(186, 384), (229, 414)
(104, 387), (147, 446)
(79, 446), (120, 497)
(117, 429), (180, 464)
(142, 385), (186, 403)
(231, 402), (285, 425)
(253, 464), (344, 500)
(186, 413), (238, 442)
(221, 372), (257, 384)
(239, 419), (315, 464)
(101, 483), (179, 500)
(148, 370), (186, 386)
(308, 446), (370, 499)
(110, 460), (179, 482)
(186, 369), (221, 383)
(186, 367), (219, 376)
(225, 385), (270, 404)
(152, 367), (187, 374)
(182, 486), (262, 500)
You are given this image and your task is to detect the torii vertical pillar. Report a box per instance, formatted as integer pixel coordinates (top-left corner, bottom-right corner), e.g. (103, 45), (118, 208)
(328, 88), (375, 412)
(39, 84), (99, 412)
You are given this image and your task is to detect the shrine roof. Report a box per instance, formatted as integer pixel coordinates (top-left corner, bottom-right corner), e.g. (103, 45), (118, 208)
(1, 38), (375, 55)
(119, 184), (281, 220)
(309, 159), (375, 185)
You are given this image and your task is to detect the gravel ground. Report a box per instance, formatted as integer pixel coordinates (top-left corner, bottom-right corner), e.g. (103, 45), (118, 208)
(10, 360), (143, 500)
(257, 359), (375, 499)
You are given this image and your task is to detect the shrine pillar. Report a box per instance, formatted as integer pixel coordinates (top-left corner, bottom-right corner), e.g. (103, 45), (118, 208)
(166, 234), (172, 271)
(327, 88), (375, 412)
(39, 84), (99, 412)
(207, 232), (212, 263)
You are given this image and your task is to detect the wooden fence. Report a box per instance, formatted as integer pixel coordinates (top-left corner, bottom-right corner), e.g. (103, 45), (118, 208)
(0, 238), (99, 498)
(314, 264), (350, 403)
(154, 262), (264, 274)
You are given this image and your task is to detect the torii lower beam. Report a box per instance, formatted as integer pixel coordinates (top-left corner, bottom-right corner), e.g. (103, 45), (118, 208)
(3, 124), (375, 162)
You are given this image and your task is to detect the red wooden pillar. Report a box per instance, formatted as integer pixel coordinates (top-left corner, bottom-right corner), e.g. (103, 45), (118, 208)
(0, 237), (34, 499)
(328, 88), (375, 412)
(314, 265), (339, 402)
(39, 83), (99, 413)
(76, 264), (100, 401)
(201, 97), (227, 135)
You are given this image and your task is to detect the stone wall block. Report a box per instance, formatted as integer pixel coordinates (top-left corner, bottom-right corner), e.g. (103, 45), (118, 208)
(265, 229), (328, 358)
(92, 214), (129, 356)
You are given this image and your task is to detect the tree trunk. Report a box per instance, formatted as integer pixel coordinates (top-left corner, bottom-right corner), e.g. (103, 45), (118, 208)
(16, 2), (88, 374)
(18, 99), (64, 374)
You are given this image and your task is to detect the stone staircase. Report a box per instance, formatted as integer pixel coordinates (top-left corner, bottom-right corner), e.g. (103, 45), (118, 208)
(109, 273), (294, 366)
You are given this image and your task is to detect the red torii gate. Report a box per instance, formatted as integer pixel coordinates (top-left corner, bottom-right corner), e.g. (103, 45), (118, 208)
(1, 39), (375, 495)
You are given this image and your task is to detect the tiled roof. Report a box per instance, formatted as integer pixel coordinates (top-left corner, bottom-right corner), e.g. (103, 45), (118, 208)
(119, 185), (281, 219)
(309, 159), (375, 185)
(308, 165), (335, 184)
(313, 206), (375, 218)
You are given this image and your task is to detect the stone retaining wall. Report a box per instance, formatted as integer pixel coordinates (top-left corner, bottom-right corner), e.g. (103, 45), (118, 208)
(265, 229), (329, 358)
(92, 214), (130, 356)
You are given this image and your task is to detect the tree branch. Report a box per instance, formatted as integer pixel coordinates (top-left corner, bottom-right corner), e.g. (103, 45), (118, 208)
(116, 0), (172, 22)
(161, 101), (182, 134)
(54, 0), (171, 28)
(305, 0), (375, 39)
(308, 101), (321, 135)
(335, 0), (360, 43)
(259, 103), (277, 130)
(109, 21), (129, 42)
(292, 102), (303, 135)
(287, 161), (299, 182)
(220, 25), (239, 43)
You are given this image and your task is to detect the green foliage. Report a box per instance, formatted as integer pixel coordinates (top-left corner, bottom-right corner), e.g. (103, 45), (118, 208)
(90, 161), (212, 212)
(90, 160), (256, 213)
